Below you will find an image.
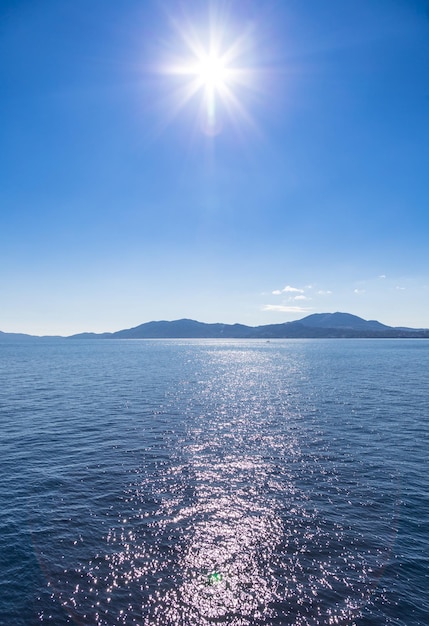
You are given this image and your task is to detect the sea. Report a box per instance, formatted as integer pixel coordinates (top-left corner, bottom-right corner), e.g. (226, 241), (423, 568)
(0, 338), (428, 625)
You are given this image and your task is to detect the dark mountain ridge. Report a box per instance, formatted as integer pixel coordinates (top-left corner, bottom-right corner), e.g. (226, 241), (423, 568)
(69, 312), (429, 339)
(294, 312), (389, 330)
(2, 313), (428, 340)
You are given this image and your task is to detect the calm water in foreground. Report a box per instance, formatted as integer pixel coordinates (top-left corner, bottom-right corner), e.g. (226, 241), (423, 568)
(0, 338), (428, 625)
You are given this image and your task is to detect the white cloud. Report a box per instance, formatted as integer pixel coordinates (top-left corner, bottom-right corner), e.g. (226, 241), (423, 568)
(354, 289), (366, 295)
(396, 286), (406, 291)
(282, 285), (304, 293)
(293, 295), (310, 301)
(272, 285), (305, 295)
(263, 304), (312, 313)
(379, 274), (386, 279)
(317, 290), (332, 295)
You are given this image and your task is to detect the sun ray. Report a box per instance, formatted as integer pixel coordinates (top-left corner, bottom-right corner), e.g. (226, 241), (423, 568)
(158, 8), (258, 136)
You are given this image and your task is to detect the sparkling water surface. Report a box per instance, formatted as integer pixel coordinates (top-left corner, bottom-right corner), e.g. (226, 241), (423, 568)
(0, 339), (428, 625)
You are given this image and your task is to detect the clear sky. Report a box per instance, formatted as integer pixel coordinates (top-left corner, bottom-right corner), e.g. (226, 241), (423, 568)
(1, 0), (428, 335)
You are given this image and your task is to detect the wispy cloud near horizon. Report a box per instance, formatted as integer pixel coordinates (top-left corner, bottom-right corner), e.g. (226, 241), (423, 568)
(272, 285), (304, 295)
(263, 304), (312, 313)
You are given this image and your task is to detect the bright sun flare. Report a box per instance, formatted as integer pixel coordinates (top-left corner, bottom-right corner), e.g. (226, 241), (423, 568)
(188, 51), (234, 132)
(195, 54), (228, 89)
(161, 13), (256, 135)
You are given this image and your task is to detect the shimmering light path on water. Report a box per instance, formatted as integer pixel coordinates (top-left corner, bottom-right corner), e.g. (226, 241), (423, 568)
(0, 339), (428, 624)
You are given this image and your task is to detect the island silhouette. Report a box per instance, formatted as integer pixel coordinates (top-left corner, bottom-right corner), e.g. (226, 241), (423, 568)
(2, 313), (428, 339)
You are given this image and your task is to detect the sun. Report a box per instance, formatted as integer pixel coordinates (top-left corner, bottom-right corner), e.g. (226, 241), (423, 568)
(186, 49), (235, 133)
(159, 11), (256, 135)
(195, 54), (228, 90)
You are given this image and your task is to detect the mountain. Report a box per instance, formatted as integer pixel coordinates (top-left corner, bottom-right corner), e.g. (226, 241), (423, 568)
(0, 330), (42, 340)
(111, 319), (252, 339)
(2, 313), (428, 340)
(296, 312), (389, 331)
(67, 312), (429, 339)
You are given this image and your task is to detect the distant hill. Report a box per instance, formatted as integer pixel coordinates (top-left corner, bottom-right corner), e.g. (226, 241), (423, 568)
(0, 330), (41, 341)
(295, 312), (389, 331)
(66, 312), (429, 339)
(111, 319), (252, 339)
(2, 313), (429, 340)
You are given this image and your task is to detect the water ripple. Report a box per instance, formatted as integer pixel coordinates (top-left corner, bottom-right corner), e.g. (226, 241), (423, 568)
(0, 339), (424, 624)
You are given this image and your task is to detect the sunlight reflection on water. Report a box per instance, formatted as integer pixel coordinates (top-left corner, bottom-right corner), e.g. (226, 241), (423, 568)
(31, 342), (400, 625)
(152, 457), (283, 625)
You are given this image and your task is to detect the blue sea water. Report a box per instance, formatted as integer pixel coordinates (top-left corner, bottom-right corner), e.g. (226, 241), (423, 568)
(0, 338), (428, 625)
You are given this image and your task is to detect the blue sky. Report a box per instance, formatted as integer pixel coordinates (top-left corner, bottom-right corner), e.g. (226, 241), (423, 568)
(1, 0), (428, 335)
